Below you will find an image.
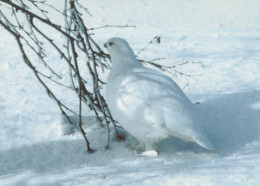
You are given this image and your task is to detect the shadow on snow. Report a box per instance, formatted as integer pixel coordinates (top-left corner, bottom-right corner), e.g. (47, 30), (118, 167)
(0, 90), (259, 177)
(159, 90), (260, 155)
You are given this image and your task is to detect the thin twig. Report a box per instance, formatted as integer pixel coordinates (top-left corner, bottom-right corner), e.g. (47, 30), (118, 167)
(136, 35), (161, 56)
(88, 24), (136, 31)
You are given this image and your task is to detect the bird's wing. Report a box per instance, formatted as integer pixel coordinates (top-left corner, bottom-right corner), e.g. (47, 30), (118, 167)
(116, 67), (194, 124)
(150, 123), (191, 142)
(119, 68), (209, 142)
(132, 67), (192, 103)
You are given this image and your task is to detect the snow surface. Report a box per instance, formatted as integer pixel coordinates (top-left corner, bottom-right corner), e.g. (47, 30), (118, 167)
(1, 0), (260, 185)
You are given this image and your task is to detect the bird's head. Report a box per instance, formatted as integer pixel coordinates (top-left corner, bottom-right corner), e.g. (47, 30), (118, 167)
(104, 37), (136, 59)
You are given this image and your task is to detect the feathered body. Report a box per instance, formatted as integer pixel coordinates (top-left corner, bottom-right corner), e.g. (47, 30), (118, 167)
(105, 37), (214, 152)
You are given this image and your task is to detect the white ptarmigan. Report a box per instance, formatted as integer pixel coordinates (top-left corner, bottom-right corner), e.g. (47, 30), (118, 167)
(104, 37), (215, 155)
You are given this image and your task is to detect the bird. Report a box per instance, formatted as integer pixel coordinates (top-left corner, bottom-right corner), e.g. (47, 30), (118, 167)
(104, 37), (215, 156)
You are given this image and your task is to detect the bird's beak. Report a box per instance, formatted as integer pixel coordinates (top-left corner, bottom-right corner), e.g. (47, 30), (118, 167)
(104, 42), (107, 48)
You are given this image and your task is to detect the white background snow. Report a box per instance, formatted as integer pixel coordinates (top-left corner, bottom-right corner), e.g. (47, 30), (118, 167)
(0, 0), (260, 185)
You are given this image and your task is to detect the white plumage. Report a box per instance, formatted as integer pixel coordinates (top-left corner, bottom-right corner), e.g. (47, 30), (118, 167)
(104, 37), (215, 154)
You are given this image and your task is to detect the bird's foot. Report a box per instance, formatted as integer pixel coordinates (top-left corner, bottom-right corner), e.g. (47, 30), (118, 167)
(140, 150), (158, 157)
(116, 133), (126, 141)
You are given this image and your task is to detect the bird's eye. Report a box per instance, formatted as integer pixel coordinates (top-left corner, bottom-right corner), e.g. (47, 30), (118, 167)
(108, 42), (114, 46)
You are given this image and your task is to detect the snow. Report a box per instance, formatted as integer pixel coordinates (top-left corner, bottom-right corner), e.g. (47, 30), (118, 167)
(1, 0), (260, 185)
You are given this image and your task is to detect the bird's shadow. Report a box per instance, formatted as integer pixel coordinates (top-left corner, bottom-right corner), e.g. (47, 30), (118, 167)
(0, 90), (260, 178)
(158, 90), (260, 156)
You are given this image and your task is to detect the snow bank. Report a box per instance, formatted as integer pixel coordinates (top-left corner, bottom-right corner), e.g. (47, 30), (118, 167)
(0, 0), (260, 185)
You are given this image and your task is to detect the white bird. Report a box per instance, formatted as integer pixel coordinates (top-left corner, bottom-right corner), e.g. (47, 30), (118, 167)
(104, 37), (215, 155)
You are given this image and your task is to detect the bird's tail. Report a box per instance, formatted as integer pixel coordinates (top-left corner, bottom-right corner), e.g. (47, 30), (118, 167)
(192, 131), (216, 151)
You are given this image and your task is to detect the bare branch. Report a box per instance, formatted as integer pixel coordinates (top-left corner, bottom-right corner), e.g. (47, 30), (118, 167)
(88, 24), (136, 31)
(0, 0), (194, 153)
(136, 35), (161, 56)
